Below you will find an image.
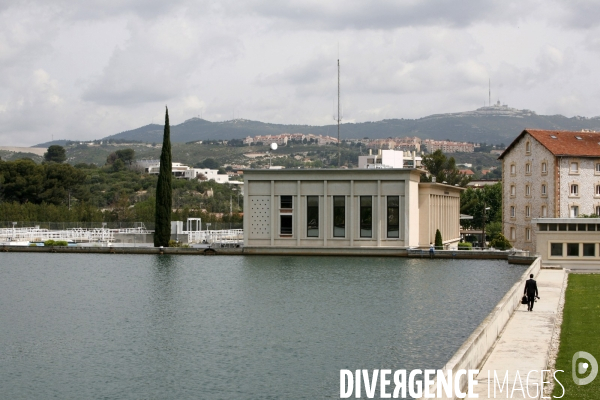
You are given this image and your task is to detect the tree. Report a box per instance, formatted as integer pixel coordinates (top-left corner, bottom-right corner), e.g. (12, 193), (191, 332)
(44, 145), (66, 163)
(154, 107), (172, 247)
(115, 149), (135, 165)
(421, 150), (471, 187)
(196, 158), (220, 169)
(460, 183), (502, 230)
(435, 229), (443, 249)
(490, 233), (512, 250)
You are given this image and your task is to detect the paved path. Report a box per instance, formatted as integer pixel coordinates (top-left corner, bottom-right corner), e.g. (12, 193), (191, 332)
(472, 269), (566, 399)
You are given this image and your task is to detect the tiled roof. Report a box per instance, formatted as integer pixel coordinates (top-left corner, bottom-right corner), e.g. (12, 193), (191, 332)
(499, 129), (600, 159)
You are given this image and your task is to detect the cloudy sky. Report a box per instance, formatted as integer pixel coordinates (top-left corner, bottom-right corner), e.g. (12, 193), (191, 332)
(1, 0), (600, 146)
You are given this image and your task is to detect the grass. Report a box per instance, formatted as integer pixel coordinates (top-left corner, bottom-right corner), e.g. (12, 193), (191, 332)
(552, 274), (600, 399)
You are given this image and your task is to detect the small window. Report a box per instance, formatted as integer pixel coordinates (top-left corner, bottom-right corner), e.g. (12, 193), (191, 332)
(526, 163), (531, 174)
(307, 196), (319, 237)
(570, 162), (579, 173)
(526, 206), (531, 217)
(539, 223), (548, 231)
(583, 243), (596, 257)
(510, 185), (516, 196)
(360, 196), (373, 238)
(588, 224), (597, 231)
(550, 243), (563, 256)
(542, 184), (547, 195)
(542, 205), (547, 217)
(567, 243), (579, 256)
(281, 196), (293, 209)
(596, 206), (600, 216)
(526, 185), (531, 196)
(510, 206), (515, 218)
(571, 184), (579, 196)
(333, 196), (345, 237)
(526, 142), (531, 153)
(596, 163), (600, 173)
(387, 196), (400, 238)
(596, 185), (600, 196)
(542, 162), (547, 173)
(510, 227), (516, 240)
(280, 215), (293, 235)
(570, 206), (579, 218)
(510, 164), (516, 175)
(526, 228), (531, 241)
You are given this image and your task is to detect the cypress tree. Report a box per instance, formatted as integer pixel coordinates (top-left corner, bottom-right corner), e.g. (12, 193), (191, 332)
(154, 107), (172, 247)
(434, 229), (443, 249)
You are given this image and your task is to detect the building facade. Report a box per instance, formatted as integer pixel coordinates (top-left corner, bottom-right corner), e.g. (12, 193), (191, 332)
(500, 129), (600, 252)
(243, 169), (462, 253)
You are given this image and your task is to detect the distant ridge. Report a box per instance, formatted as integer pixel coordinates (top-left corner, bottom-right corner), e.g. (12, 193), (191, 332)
(34, 104), (600, 147)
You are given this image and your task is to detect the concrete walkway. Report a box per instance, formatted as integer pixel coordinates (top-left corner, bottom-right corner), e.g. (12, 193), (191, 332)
(472, 269), (566, 399)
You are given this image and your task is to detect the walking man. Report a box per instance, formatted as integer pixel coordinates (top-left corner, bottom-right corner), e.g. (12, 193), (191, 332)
(524, 274), (539, 311)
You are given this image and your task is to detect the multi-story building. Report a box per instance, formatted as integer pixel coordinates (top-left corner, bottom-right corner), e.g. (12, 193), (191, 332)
(499, 129), (600, 252)
(423, 139), (475, 153)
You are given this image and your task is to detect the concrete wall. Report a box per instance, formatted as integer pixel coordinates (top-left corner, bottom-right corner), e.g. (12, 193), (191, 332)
(419, 257), (541, 399)
(418, 183), (462, 247)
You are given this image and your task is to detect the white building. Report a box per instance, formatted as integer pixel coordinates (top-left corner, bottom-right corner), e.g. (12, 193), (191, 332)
(500, 129), (600, 252)
(358, 149), (422, 169)
(140, 161), (230, 183)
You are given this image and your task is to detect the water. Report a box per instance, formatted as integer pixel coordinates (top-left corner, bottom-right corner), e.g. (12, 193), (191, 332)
(0, 254), (527, 399)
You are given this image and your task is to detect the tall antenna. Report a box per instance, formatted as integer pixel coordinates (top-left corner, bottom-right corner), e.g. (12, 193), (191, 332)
(337, 59), (341, 167)
(488, 78), (491, 107)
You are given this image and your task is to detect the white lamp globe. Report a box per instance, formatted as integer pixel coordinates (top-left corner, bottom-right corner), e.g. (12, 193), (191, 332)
(270, 143), (278, 151)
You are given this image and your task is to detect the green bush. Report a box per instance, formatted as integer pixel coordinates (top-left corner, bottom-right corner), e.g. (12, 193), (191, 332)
(29, 243), (38, 247)
(43, 240), (68, 246)
(44, 240), (55, 246)
(490, 233), (512, 250)
(458, 242), (473, 250)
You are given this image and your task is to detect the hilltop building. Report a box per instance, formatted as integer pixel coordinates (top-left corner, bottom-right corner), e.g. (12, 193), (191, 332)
(499, 129), (600, 253)
(243, 169), (462, 254)
(135, 160), (231, 183)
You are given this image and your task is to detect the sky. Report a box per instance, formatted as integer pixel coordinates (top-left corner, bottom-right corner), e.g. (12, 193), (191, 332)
(1, 0), (600, 146)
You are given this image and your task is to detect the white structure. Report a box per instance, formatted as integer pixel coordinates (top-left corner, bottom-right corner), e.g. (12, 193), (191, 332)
(500, 129), (600, 252)
(358, 149), (422, 169)
(243, 169), (462, 254)
(533, 218), (600, 266)
(138, 160), (230, 183)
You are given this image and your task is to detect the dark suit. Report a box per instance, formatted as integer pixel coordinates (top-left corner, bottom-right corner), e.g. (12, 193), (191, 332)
(524, 278), (538, 311)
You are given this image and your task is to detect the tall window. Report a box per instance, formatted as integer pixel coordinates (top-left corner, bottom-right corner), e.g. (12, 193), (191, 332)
(596, 163), (600, 173)
(333, 196), (345, 237)
(542, 205), (547, 217)
(571, 184), (579, 196)
(525, 163), (531, 174)
(525, 142), (531, 153)
(526, 206), (530, 217)
(280, 215), (292, 235)
(542, 184), (547, 195)
(570, 206), (579, 218)
(510, 227), (516, 240)
(510, 185), (516, 196)
(542, 162), (547, 173)
(570, 162), (579, 173)
(596, 185), (600, 196)
(510, 164), (516, 175)
(526, 185), (531, 196)
(387, 196), (400, 238)
(510, 206), (515, 218)
(360, 196), (372, 238)
(596, 206), (600, 216)
(526, 228), (531, 241)
(307, 196), (319, 237)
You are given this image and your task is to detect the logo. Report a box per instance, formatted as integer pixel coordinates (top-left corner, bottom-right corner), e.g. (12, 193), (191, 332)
(572, 351), (598, 386)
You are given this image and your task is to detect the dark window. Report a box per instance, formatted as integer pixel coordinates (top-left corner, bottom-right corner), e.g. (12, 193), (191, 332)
(360, 196), (372, 238)
(578, 224), (587, 231)
(549, 224), (557, 231)
(281, 196), (293, 209)
(567, 243), (579, 256)
(550, 243), (563, 256)
(539, 224), (547, 231)
(307, 196), (319, 237)
(333, 196), (345, 237)
(568, 224), (577, 231)
(558, 224), (567, 231)
(387, 196), (400, 238)
(588, 224), (596, 231)
(583, 243), (596, 257)
(280, 215), (292, 235)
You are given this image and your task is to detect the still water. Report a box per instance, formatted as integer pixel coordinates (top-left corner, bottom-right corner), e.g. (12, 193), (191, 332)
(0, 254), (526, 399)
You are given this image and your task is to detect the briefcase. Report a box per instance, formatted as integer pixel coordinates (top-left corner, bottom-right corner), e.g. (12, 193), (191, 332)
(521, 295), (528, 304)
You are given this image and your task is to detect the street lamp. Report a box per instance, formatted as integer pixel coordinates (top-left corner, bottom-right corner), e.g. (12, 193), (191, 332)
(268, 143), (277, 169)
(482, 205), (491, 249)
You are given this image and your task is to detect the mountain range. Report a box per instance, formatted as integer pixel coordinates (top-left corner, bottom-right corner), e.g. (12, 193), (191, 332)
(35, 103), (600, 147)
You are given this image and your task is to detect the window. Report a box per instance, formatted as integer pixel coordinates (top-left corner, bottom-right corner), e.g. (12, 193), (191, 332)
(542, 205), (548, 217)
(526, 228), (531, 241)
(333, 196), (345, 237)
(510, 185), (516, 196)
(570, 162), (579, 173)
(583, 243), (596, 257)
(567, 243), (579, 257)
(525, 163), (531, 174)
(526, 206), (531, 217)
(596, 163), (600, 173)
(387, 196), (400, 238)
(570, 184), (579, 196)
(541, 184), (547, 195)
(510, 206), (515, 218)
(510, 227), (516, 240)
(542, 162), (547, 174)
(570, 206), (579, 218)
(360, 196), (372, 238)
(510, 164), (516, 175)
(596, 206), (600, 216)
(280, 215), (292, 235)
(550, 243), (563, 256)
(525, 141), (531, 153)
(526, 185), (531, 196)
(307, 196), (319, 237)
(596, 185), (600, 196)
(280, 196), (293, 209)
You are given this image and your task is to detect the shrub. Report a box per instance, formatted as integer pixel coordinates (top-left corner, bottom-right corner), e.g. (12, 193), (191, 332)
(458, 242), (473, 250)
(435, 229), (443, 249)
(54, 241), (68, 246)
(490, 233), (512, 250)
(44, 240), (55, 246)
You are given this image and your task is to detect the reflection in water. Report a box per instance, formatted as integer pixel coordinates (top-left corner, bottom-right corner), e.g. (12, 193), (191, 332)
(0, 254), (527, 400)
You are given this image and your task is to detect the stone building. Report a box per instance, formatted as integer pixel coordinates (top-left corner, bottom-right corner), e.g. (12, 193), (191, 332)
(243, 169), (462, 254)
(499, 129), (600, 252)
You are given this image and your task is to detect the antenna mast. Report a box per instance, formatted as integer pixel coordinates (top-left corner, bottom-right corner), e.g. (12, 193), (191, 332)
(337, 59), (341, 167)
